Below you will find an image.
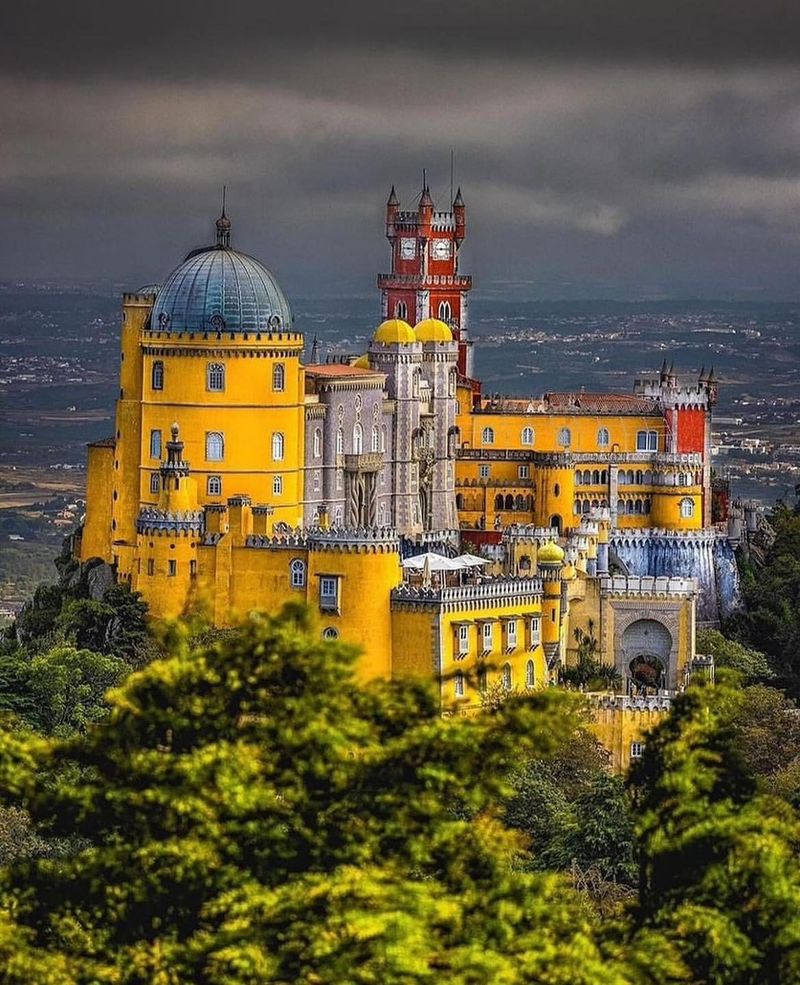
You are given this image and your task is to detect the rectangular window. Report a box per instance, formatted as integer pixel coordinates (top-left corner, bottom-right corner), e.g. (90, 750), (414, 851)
(630, 741), (645, 759)
(150, 473), (160, 494)
(168, 559), (177, 577)
(320, 576), (340, 613)
(518, 465), (529, 479)
(150, 429), (162, 459)
(482, 622), (493, 652)
(506, 619), (517, 649)
(147, 559), (155, 576)
(189, 559), (197, 577)
(457, 624), (469, 656)
(529, 617), (541, 647)
(479, 464), (490, 479)
(454, 672), (465, 698)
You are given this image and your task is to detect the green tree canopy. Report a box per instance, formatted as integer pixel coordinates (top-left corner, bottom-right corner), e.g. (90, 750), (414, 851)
(696, 629), (774, 685)
(0, 604), (655, 984)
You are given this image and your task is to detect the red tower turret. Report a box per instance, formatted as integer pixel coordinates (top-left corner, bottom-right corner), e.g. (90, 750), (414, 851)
(378, 180), (473, 377)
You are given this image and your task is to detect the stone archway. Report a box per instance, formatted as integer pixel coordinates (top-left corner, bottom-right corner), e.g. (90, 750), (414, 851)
(621, 618), (672, 694)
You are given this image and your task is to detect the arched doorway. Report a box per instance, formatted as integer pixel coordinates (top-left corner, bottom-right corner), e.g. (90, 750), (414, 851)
(550, 514), (562, 533)
(621, 619), (672, 694)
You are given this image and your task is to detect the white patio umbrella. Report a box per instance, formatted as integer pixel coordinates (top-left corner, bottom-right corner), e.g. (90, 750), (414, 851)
(401, 552), (464, 571)
(453, 554), (490, 567)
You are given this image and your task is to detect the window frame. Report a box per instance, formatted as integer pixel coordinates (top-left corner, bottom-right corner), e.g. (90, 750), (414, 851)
(151, 360), (164, 391)
(149, 429), (162, 460)
(290, 558), (306, 589)
(205, 431), (225, 462)
(272, 432), (285, 462)
(521, 426), (534, 446)
(207, 475), (222, 496)
(319, 575), (340, 613)
(481, 426), (495, 446)
(272, 362), (285, 392)
(206, 362), (225, 392)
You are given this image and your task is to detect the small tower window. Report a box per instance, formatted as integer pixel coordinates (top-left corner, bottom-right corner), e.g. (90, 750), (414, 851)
(395, 300), (408, 320)
(521, 426), (534, 446)
(371, 425), (380, 452)
(151, 361), (164, 390)
(273, 475), (283, 495)
(206, 432), (224, 461)
(597, 427), (610, 447)
(353, 423), (363, 454)
(502, 663), (513, 691)
(313, 428), (322, 458)
(272, 363), (285, 392)
(680, 497), (695, 519)
(207, 363), (225, 392)
(290, 558), (306, 588)
(207, 475), (222, 496)
(150, 429), (162, 459)
(336, 428), (344, 455)
(272, 432), (285, 462)
(168, 559), (177, 577)
(558, 427), (571, 446)
(482, 427), (495, 445)
(149, 473), (160, 494)
(438, 300), (452, 321)
(526, 659), (535, 689)
(454, 671), (465, 698)
(381, 425), (387, 452)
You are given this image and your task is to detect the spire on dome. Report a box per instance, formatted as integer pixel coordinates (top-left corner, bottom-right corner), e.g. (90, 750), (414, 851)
(453, 186), (465, 207)
(698, 365), (707, 382)
(387, 185), (399, 206)
(419, 170), (433, 207)
(215, 185), (232, 248)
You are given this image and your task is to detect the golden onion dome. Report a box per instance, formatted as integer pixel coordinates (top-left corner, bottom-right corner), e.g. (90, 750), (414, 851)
(372, 318), (417, 344)
(352, 353), (370, 369)
(414, 317), (453, 342)
(537, 540), (565, 564)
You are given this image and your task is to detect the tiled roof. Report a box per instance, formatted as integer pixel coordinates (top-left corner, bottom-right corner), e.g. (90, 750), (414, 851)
(305, 364), (383, 378)
(88, 436), (116, 448)
(544, 392), (661, 415)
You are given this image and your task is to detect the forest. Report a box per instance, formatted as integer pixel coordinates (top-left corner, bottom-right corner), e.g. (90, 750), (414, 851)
(0, 501), (797, 983)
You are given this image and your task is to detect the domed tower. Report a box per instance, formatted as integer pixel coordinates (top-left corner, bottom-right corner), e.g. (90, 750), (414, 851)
(537, 539), (566, 678)
(96, 209), (305, 581)
(368, 318), (423, 534)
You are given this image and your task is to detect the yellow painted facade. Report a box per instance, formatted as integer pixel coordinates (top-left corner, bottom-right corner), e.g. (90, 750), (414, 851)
(76, 210), (718, 771)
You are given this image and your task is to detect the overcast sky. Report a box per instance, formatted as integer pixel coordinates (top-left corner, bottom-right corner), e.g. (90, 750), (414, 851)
(3, 1), (800, 299)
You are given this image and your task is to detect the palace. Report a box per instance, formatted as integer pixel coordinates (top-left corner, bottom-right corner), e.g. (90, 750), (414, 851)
(76, 183), (731, 768)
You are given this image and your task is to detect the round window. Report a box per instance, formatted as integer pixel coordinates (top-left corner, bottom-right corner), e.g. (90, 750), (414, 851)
(322, 627), (339, 641)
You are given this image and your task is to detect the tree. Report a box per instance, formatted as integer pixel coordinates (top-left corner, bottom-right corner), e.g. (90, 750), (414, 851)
(0, 645), (130, 737)
(0, 605), (656, 984)
(630, 676), (800, 984)
(696, 629), (774, 685)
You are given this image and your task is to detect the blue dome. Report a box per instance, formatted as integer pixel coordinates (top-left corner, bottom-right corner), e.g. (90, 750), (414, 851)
(152, 246), (293, 335)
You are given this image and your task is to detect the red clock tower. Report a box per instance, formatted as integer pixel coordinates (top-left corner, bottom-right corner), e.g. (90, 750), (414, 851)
(379, 181), (473, 377)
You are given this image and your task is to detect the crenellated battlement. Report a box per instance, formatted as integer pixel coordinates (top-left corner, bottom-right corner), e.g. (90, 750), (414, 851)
(308, 526), (400, 553)
(599, 574), (696, 597)
(137, 507), (204, 535)
(391, 576), (543, 610)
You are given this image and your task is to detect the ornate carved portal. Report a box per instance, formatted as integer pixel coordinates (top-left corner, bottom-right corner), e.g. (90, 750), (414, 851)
(344, 453), (382, 528)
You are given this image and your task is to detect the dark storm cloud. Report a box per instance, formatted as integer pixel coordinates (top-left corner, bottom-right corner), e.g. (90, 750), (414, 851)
(2, 2), (800, 296)
(4, 0), (800, 79)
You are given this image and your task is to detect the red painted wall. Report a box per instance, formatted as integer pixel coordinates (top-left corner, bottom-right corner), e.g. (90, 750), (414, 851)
(676, 408), (706, 454)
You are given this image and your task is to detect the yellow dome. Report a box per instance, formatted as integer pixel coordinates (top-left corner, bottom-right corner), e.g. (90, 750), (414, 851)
(414, 317), (453, 342)
(537, 540), (565, 564)
(373, 318), (417, 344)
(352, 353), (370, 369)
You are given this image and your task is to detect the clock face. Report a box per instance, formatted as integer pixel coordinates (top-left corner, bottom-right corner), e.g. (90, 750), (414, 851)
(399, 238), (416, 259)
(431, 239), (452, 260)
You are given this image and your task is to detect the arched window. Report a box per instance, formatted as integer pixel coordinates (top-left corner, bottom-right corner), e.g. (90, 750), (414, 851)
(680, 497), (695, 519)
(149, 429), (162, 459)
(592, 469), (600, 485)
(206, 431), (224, 461)
(644, 498), (652, 514)
(454, 671), (465, 698)
(515, 494), (525, 510)
(521, 426), (534, 446)
(482, 427), (495, 445)
(575, 471), (583, 486)
(574, 499), (582, 515)
(207, 363), (225, 392)
(272, 432), (284, 461)
(448, 371), (457, 397)
(634, 498), (643, 514)
(456, 493), (465, 509)
(381, 425), (387, 452)
(150, 473), (160, 495)
(502, 663), (513, 691)
(290, 558), (306, 588)
(601, 469), (608, 484)
(273, 475), (283, 495)
(371, 425), (380, 452)
(553, 483), (560, 497)
(395, 300), (408, 319)
(478, 667), (488, 694)
(438, 300), (452, 321)
(526, 659), (535, 689)
(582, 500), (590, 514)
(336, 428), (344, 455)
(505, 494), (514, 510)
(272, 363), (285, 392)
(151, 361), (164, 390)
(207, 475), (222, 496)
(558, 427), (571, 446)
(597, 427), (609, 447)
(353, 423), (363, 454)
(412, 371), (421, 399)
(313, 428), (322, 458)
(495, 494), (504, 511)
